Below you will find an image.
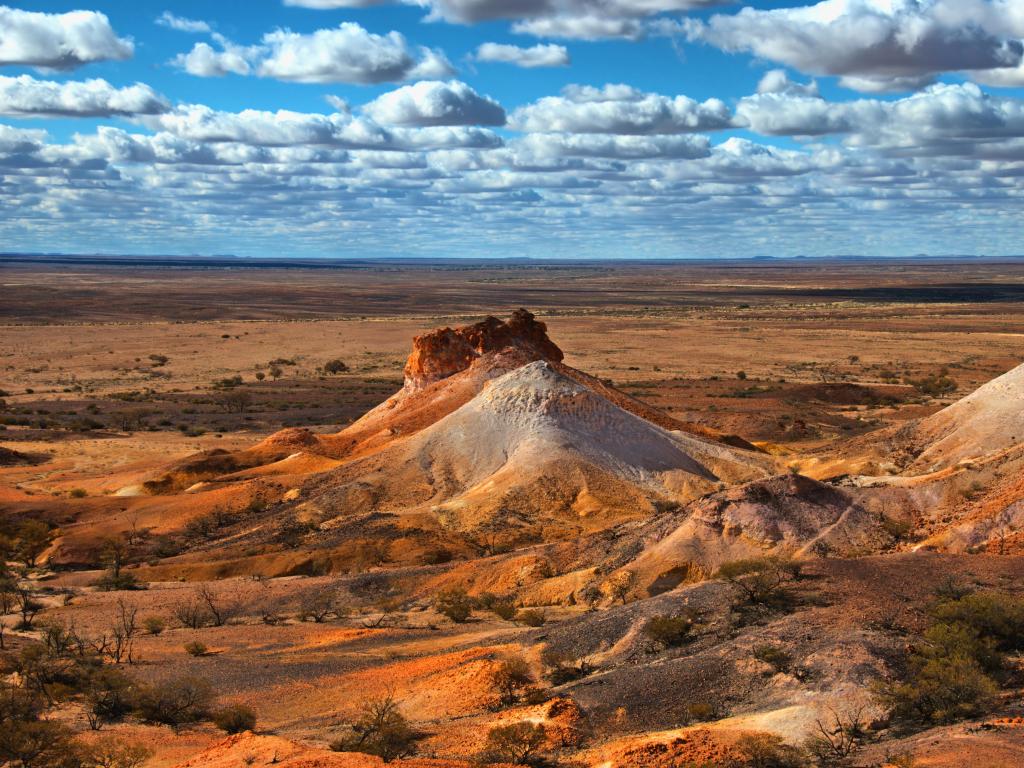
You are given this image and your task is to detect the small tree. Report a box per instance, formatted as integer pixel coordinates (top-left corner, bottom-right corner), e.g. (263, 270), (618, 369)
(717, 557), (799, 608)
(133, 675), (215, 726)
(331, 692), (417, 762)
(604, 570), (636, 604)
(804, 706), (868, 764)
(83, 667), (134, 730)
(484, 722), (547, 766)
(490, 656), (535, 707)
(323, 359), (349, 375)
(16, 586), (43, 630)
(15, 520), (52, 569)
(80, 735), (152, 768)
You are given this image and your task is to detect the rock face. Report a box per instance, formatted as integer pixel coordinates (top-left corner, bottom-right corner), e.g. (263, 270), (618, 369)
(403, 308), (563, 390)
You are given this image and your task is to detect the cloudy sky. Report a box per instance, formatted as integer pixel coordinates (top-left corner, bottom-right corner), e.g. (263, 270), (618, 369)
(2, 1), (1024, 258)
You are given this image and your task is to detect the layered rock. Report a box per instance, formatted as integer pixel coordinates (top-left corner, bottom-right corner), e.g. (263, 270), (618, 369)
(403, 308), (563, 390)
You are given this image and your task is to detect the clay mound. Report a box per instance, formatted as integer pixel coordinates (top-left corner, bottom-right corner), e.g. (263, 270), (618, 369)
(172, 732), (480, 768)
(622, 473), (888, 587)
(903, 360), (1024, 471)
(305, 361), (775, 531)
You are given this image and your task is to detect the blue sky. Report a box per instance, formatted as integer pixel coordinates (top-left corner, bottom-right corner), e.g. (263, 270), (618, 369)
(2, 1), (1024, 258)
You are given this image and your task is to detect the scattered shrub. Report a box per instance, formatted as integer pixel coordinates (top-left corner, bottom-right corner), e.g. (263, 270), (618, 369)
(483, 721), (547, 766)
(717, 556), (800, 609)
(490, 656), (535, 707)
(133, 675), (215, 725)
(516, 608), (546, 627)
(143, 616), (165, 636)
(645, 610), (699, 648)
(183, 641), (208, 657)
(731, 732), (807, 768)
(753, 644), (793, 673)
(323, 359), (349, 375)
(330, 693), (417, 762)
(213, 703), (257, 734)
(434, 587), (473, 623)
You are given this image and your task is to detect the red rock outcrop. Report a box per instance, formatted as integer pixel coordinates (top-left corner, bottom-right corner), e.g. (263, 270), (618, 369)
(403, 309), (563, 390)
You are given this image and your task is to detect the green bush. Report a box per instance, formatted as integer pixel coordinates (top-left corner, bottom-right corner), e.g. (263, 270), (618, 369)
(434, 587), (473, 623)
(753, 644), (793, 673)
(874, 590), (1024, 725)
(143, 616), (165, 636)
(645, 610), (699, 648)
(183, 641), (208, 657)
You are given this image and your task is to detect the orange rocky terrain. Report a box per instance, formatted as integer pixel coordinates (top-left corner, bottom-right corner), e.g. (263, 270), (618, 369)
(3, 300), (1024, 768)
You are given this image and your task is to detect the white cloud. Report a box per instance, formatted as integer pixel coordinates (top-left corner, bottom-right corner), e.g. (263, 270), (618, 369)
(736, 82), (1024, 157)
(155, 11), (211, 34)
(421, 0), (723, 24)
(510, 84), (733, 134)
(171, 22), (454, 85)
(0, 75), (169, 118)
(363, 80), (505, 126)
(689, 0), (1024, 92)
(258, 24), (453, 84)
(0, 122), (46, 152)
(757, 70), (819, 97)
(512, 16), (645, 40)
(143, 103), (502, 151)
(474, 43), (569, 68)
(173, 37), (253, 77)
(0, 6), (133, 70)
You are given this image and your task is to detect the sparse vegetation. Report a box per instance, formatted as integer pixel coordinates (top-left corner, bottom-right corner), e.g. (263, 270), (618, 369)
(483, 721), (547, 766)
(645, 609), (700, 648)
(331, 692), (417, 762)
(875, 590), (1024, 725)
(213, 703), (257, 734)
(490, 656), (536, 707)
(183, 640), (208, 657)
(718, 556), (801, 609)
(434, 587), (473, 623)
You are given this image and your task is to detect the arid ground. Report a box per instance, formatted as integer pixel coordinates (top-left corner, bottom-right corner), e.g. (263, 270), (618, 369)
(2, 257), (1024, 768)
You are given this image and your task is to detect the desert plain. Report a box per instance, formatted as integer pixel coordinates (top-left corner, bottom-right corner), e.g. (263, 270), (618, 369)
(2, 256), (1024, 768)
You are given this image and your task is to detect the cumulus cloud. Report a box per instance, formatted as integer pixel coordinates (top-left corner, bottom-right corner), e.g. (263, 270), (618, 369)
(474, 43), (569, 68)
(284, 0), (719, 40)
(511, 15), (645, 40)
(510, 84), (733, 134)
(736, 82), (1024, 157)
(173, 37), (253, 77)
(0, 6), (133, 70)
(0, 75), (169, 118)
(514, 132), (711, 160)
(171, 23), (454, 84)
(143, 103), (502, 151)
(363, 81), (505, 126)
(155, 11), (211, 34)
(0, 122), (47, 152)
(757, 70), (819, 97)
(689, 0), (1024, 92)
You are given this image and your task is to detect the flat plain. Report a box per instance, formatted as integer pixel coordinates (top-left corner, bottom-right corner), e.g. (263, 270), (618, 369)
(2, 257), (1024, 768)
